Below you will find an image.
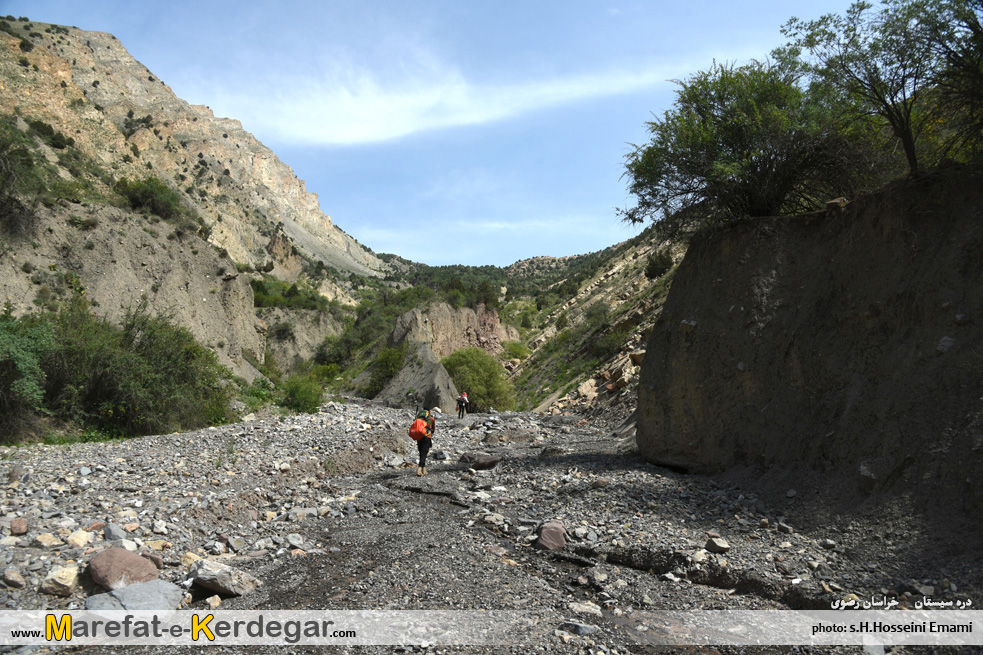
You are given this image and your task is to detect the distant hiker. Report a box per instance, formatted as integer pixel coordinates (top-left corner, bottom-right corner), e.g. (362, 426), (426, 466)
(409, 408), (436, 476)
(456, 392), (469, 419)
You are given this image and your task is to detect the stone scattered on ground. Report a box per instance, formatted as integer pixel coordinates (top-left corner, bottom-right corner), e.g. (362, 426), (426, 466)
(0, 398), (978, 654)
(88, 547), (160, 590)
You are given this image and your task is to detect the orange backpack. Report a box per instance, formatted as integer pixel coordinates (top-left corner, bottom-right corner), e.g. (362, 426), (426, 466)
(408, 418), (429, 441)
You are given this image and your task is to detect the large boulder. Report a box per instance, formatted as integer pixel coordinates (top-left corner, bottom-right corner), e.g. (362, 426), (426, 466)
(374, 341), (459, 411)
(86, 579), (185, 610)
(88, 548), (159, 590)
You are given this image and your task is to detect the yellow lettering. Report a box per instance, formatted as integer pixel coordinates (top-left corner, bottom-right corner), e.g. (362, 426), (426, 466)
(192, 614), (215, 642)
(45, 614), (71, 642)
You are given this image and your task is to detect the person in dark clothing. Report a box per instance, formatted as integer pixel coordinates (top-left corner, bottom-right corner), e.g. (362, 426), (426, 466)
(417, 409), (436, 476)
(456, 392), (469, 419)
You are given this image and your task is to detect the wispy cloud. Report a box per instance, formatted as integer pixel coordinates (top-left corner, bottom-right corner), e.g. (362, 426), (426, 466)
(191, 48), (670, 146)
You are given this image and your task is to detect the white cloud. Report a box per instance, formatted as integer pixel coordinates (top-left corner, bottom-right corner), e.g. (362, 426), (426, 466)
(192, 49), (672, 146)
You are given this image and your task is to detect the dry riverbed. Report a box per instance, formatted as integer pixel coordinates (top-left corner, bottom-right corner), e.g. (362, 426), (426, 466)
(1, 399), (979, 654)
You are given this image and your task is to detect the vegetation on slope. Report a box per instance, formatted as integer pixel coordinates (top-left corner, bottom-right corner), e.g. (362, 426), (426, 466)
(441, 347), (515, 412)
(0, 293), (234, 441)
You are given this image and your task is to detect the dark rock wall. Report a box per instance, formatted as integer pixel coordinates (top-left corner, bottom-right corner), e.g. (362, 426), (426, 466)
(636, 168), (983, 517)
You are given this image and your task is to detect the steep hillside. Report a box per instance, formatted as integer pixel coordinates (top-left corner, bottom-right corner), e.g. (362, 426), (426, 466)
(636, 166), (983, 523)
(0, 19), (386, 278)
(0, 18), (397, 380)
(504, 228), (679, 417)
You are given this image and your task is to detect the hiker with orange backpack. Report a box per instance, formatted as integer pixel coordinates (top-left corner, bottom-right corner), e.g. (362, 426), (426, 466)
(408, 408), (436, 476)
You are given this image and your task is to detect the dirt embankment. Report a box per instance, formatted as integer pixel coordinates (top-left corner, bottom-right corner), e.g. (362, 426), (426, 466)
(636, 167), (983, 524)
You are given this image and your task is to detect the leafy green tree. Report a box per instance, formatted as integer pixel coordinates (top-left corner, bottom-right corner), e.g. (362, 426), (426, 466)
(926, 0), (983, 157)
(783, 0), (943, 172)
(0, 118), (41, 235)
(441, 347), (515, 412)
(365, 345), (406, 397)
(621, 59), (871, 230)
(474, 280), (500, 310)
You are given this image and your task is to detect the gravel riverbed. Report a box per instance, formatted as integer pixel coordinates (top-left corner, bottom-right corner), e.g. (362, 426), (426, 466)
(1, 399), (979, 654)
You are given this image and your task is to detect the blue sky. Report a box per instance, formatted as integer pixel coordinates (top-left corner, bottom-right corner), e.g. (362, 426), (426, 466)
(2, 0), (852, 266)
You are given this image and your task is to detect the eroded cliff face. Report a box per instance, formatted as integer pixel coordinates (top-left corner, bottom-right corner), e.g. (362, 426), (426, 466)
(423, 303), (521, 360)
(0, 20), (394, 380)
(0, 202), (265, 380)
(373, 302), (520, 410)
(636, 168), (983, 518)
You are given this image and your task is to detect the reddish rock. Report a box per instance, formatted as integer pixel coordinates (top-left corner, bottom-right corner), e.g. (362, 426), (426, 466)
(10, 518), (27, 536)
(534, 520), (567, 551)
(88, 548), (159, 590)
(141, 552), (164, 570)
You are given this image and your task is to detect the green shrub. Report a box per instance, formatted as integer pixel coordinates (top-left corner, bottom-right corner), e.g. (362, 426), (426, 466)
(590, 327), (630, 360)
(441, 347), (515, 412)
(585, 302), (611, 328)
(279, 373), (322, 413)
(42, 293), (234, 436)
(645, 249), (673, 280)
(24, 119), (76, 150)
(68, 215), (97, 230)
(502, 341), (530, 360)
(250, 275), (327, 311)
(239, 376), (274, 412)
(0, 305), (54, 432)
(114, 176), (182, 219)
(268, 321), (295, 342)
(365, 345), (406, 397)
(114, 176), (209, 238)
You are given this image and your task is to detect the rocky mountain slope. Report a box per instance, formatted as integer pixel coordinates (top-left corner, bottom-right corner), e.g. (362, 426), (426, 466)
(0, 19), (383, 278)
(637, 166), (983, 526)
(0, 19), (395, 378)
(505, 230), (677, 418)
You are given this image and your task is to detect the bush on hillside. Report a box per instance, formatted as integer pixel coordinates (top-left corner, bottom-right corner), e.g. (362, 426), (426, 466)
(364, 345), (407, 397)
(645, 249), (673, 279)
(278, 373), (322, 413)
(502, 341), (530, 360)
(441, 347), (515, 412)
(114, 176), (182, 218)
(114, 176), (210, 238)
(0, 119), (42, 235)
(251, 275), (328, 312)
(42, 293), (234, 436)
(0, 304), (53, 432)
